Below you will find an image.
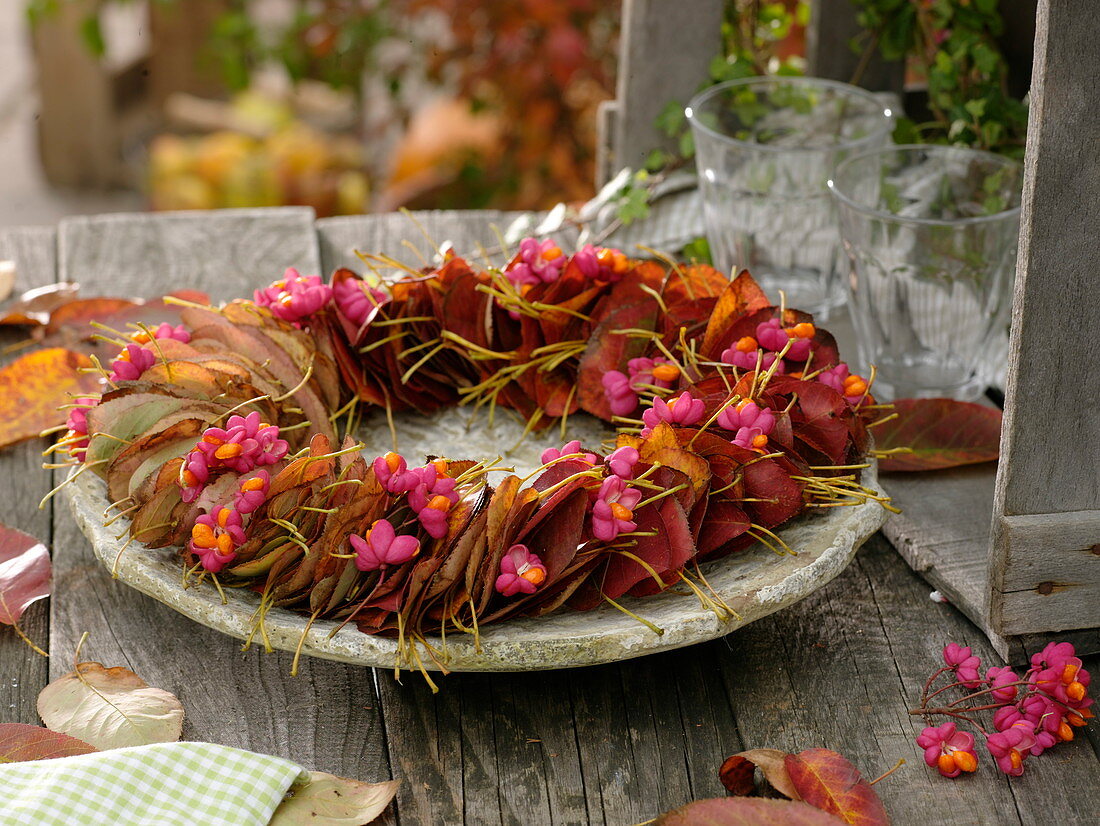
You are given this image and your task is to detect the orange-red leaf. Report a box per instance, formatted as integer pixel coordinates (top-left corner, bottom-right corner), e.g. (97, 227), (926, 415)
(784, 749), (890, 826)
(656, 797), (846, 825)
(875, 398), (1001, 472)
(0, 723), (96, 762)
(0, 523), (51, 625)
(0, 348), (101, 449)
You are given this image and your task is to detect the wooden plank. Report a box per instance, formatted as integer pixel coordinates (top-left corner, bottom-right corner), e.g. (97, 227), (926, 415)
(609, 0), (723, 175)
(806, 0), (905, 93)
(990, 0), (1100, 636)
(0, 227), (57, 724)
(878, 466), (1006, 649)
(49, 209), (394, 797)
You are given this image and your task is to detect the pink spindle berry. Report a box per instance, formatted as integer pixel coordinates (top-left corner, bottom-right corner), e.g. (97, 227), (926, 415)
(132, 323), (190, 345)
(197, 412), (289, 474)
(627, 357), (680, 391)
(333, 277), (387, 327)
(817, 362), (870, 406)
(63, 397), (98, 461)
(506, 238), (567, 289)
(718, 399), (776, 450)
(495, 544), (547, 597)
(591, 476), (642, 542)
(574, 244), (629, 282)
(602, 370), (638, 416)
(349, 519), (421, 571)
(407, 468), (457, 540)
(943, 643), (982, 688)
(254, 268), (333, 324)
(640, 391), (705, 436)
(986, 727), (1032, 776)
(1031, 641), (1078, 672)
(916, 722), (978, 778)
(605, 446), (640, 479)
(233, 470), (270, 515)
(986, 666), (1020, 702)
(109, 343), (157, 382)
(373, 452), (420, 494)
(719, 336), (784, 373)
(188, 506), (246, 573)
(541, 440), (597, 466)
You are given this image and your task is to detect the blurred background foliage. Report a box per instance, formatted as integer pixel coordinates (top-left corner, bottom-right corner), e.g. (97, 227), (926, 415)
(24, 0), (1029, 216)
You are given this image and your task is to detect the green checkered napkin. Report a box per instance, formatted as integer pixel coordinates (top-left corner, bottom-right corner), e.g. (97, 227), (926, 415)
(0, 741), (308, 826)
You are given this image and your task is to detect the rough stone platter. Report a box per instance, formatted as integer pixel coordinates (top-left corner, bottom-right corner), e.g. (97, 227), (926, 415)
(66, 409), (889, 672)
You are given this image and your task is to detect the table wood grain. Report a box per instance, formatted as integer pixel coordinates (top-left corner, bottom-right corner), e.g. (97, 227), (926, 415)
(0, 209), (1097, 825)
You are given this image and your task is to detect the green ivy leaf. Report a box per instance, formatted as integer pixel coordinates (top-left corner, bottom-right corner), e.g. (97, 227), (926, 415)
(79, 14), (105, 58)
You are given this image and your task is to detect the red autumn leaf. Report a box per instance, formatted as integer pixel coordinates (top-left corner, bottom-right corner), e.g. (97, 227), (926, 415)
(655, 797), (846, 826)
(719, 748), (801, 799)
(44, 297), (140, 334)
(0, 348), (102, 449)
(0, 523), (51, 625)
(0, 723), (97, 762)
(874, 398), (1001, 472)
(784, 749), (890, 826)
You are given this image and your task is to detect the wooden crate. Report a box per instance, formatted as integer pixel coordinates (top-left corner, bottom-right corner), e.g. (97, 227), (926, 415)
(599, 0), (1100, 658)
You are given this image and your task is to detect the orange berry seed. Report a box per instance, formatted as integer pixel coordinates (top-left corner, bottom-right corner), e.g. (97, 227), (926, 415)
(428, 494), (452, 512)
(954, 750), (978, 772)
(520, 567), (546, 586)
(215, 443), (243, 460)
(652, 363), (680, 382)
(735, 336), (758, 353)
(610, 502), (633, 521)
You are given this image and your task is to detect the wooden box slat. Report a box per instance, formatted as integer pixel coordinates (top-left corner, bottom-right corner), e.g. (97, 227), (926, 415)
(989, 0), (1100, 637)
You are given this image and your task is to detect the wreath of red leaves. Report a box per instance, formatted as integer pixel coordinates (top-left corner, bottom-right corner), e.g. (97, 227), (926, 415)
(51, 240), (893, 674)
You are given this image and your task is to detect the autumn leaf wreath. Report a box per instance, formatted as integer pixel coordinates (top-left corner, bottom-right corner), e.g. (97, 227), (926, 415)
(52, 238), (893, 666)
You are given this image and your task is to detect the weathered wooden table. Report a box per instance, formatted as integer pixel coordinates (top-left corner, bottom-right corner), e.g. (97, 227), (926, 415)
(1, 209), (1097, 825)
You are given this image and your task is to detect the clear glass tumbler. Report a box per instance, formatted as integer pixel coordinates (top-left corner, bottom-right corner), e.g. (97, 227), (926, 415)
(687, 77), (894, 317)
(829, 145), (1022, 401)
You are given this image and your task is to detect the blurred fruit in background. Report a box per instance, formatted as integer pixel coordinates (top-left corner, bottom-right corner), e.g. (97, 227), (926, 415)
(148, 91), (369, 216)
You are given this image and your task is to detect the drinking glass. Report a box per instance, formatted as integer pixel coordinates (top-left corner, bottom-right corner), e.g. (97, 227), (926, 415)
(687, 77), (894, 317)
(829, 145), (1022, 401)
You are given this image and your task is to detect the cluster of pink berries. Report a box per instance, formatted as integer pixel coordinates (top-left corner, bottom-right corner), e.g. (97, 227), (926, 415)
(711, 318), (869, 409)
(179, 414), (288, 572)
(107, 323), (191, 382)
(254, 268), (333, 325)
(346, 453), (471, 573)
(539, 440), (644, 550)
(500, 239), (631, 319)
(915, 641), (1094, 778)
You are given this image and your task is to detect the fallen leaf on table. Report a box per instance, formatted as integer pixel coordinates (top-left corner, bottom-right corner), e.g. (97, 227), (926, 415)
(37, 662), (184, 750)
(269, 771), (399, 825)
(874, 397), (1001, 472)
(784, 749), (890, 826)
(0, 283), (80, 326)
(719, 747), (800, 799)
(0, 523), (51, 648)
(0, 723), (97, 762)
(655, 797), (846, 825)
(0, 348), (101, 450)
